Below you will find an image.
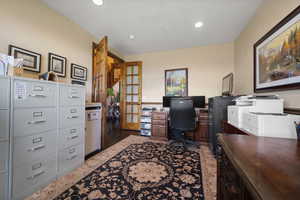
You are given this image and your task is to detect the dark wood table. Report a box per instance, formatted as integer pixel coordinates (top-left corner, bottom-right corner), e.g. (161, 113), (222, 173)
(217, 134), (300, 200)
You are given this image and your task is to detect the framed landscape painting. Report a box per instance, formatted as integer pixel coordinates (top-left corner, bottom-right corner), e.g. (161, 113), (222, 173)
(48, 53), (67, 77)
(165, 68), (188, 96)
(254, 6), (300, 92)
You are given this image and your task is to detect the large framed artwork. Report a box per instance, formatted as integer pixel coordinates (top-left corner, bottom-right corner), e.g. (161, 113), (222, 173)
(254, 6), (300, 92)
(8, 45), (41, 72)
(48, 53), (67, 77)
(165, 68), (188, 96)
(71, 63), (87, 81)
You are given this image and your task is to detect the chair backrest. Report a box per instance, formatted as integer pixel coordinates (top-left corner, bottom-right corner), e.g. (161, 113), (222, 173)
(169, 97), (196, 131)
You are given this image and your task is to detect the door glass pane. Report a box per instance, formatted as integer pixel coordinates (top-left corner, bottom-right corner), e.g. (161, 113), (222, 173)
(126, 95), (132, 102)
(132, 95), (138, 102)
(127, 105), (132, 113)
(127, 76), (132, 84)
(132, 76), (138, 84)
(132, 105), (138, 113)
(132, 86), (139, 94)
(127, 114), (132, 123)
(126, 86), (132, 94)
(133, 66), (138, 74)
(127, 66), (132, 75)
(132, 115), (138, 123)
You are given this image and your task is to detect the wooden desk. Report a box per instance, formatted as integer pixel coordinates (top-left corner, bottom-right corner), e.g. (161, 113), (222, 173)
(151, 109), (209, 142)
(217, 134), (300, 200)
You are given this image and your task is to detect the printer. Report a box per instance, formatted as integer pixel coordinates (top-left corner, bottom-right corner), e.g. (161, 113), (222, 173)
(228, 95), (284, 128)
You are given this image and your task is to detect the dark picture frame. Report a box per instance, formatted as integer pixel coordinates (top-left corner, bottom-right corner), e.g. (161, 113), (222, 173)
(254, 5), (300, 93)
(71, 63), (87, 81)
(165, 68), (188, 96)
(8, 45), (41, 72)
(48, 53), (67, 77)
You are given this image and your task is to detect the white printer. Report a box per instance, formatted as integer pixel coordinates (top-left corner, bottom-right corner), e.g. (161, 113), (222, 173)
(228, 95), (284, 128)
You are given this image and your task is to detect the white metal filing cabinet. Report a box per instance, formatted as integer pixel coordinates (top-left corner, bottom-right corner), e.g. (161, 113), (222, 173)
(0, 76), (10, 200)
(58, 84), (85, 177)
(11, 77), (59, 200)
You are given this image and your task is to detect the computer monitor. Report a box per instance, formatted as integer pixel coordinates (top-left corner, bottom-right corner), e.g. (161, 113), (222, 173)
(222, 73), (233, 96)
(190, 96), (205, 108)
(163, 96), (205, 108)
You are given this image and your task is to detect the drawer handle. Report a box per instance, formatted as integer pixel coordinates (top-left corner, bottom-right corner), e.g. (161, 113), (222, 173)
(28, 120), (46, 125)
(68, 135), (79, 140)
(29, 94), (47, 98)
(69, 95), (80, 99)
(28, 144), (46, 152)
(67, 116), (79, 119)
(67, 155), (78, 160)
(27, 170), (45, 180)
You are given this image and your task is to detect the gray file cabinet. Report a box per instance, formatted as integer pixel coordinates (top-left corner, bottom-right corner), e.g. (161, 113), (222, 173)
(0, 76), (10, 200)
(58, 84), (85, 177)
(8, 77), (86, 200)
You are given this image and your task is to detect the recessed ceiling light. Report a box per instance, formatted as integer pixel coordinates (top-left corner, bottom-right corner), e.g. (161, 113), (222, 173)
(129, 35), (135, 40)
(194, 21), (204, 28)
(92, 0), (103, 6)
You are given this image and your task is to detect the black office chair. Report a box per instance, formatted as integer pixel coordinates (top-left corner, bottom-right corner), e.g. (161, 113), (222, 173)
(169, 98), (197, 148)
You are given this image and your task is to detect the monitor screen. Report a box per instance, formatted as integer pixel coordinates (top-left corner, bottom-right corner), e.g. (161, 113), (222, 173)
(163, 96), (205, 108)
(222, 73), (233, 96)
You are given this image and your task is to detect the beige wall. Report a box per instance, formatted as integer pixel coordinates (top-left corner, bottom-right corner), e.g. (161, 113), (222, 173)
(126, 43), (234, 102)
(0, 0), (99, 102)
(234, 0), (300, 108)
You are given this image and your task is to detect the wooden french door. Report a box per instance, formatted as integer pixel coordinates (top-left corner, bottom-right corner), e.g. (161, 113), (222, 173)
(121, 61), (142, 130)
(92, 36), (108, 147)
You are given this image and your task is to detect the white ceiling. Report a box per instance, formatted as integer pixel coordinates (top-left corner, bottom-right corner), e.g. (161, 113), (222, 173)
(41, 0), (263, 56)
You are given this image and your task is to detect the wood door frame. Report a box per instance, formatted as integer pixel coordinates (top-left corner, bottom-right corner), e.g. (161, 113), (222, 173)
(121, 61), (143, 130)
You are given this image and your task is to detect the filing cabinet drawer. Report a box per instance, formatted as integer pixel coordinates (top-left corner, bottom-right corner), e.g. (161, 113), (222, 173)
(13, 155), (57, 200)
(60, 106), (85, 128)
(13, 79), (58, 108)
(0, 110), (9, 141)
(152, 119), (166, 126)
(152, 125), (167, 138)
(0, 172), (8, 200)
(59, 85), (85, 106)
(0, 77), (10, 109)
(13, 130), (57, 167)
(152, 112), (167, 120)
(59, 126), (84, 150)
(58, 144), (84, 177)
(14, 108), (57, 137)
(0, 141), (8, 173)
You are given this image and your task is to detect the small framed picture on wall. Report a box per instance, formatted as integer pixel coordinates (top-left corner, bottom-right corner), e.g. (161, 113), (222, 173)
(71, 63), (87, 81)
(9, 45), (41, 72)
(48, 53), (67, 77)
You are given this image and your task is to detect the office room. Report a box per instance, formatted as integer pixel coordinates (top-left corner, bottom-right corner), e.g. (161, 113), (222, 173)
(0, 0), (300, 199)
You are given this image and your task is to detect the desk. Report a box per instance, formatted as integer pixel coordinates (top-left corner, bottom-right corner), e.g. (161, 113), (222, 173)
(151, 108), (209, 142)
(217, 134), (300, 200)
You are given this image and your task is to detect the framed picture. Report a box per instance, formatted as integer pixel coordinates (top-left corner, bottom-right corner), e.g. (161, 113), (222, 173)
(165, 68), (188, 96)
(254, 6), (300, 92)
(8, 45), (41, 72)
(71, 64), (87, 81)
(48, 53), (67, 77)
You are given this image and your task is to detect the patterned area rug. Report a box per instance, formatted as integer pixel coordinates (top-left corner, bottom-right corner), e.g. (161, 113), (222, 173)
(55, 142), (205, 200)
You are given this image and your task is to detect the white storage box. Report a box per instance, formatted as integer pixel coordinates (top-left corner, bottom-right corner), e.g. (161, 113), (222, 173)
(228, 105), (251, 128)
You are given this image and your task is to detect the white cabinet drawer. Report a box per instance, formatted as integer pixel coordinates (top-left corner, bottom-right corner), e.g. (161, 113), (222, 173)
(59, 85), (85, 106)
(14, 108), (57, 137)
(13, 130), (57, 167)
(13, 155), (57, 200)
(59, 106), (85, 128)
(59, 126), (84, 150)
(0, 77), (10, 109)
(13, 79), (58, 108)
(0, 110), (9, 141)
(0, 141), (8, 173)
(0, 172), (8, 200)
(58, 144), (84, 177)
